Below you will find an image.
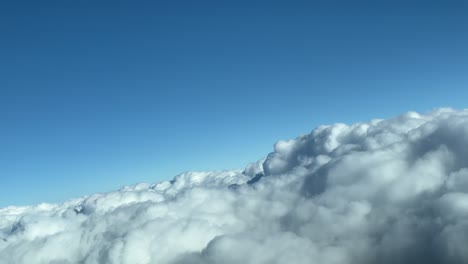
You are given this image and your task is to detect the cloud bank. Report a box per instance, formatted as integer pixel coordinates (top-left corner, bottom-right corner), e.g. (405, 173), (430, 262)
(2, 108), (468, 263)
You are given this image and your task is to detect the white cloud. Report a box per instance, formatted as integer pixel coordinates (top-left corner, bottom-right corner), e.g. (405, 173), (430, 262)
(2, 108), (468, 263)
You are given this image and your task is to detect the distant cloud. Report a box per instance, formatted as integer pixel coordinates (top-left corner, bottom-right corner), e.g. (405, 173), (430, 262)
(2, 108), (468, 263)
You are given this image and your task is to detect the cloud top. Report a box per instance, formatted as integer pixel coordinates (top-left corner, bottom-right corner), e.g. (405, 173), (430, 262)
(2, 108), (468, 264)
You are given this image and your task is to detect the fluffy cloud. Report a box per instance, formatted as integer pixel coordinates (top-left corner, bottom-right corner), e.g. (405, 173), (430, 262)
(2, 108), (468, 263)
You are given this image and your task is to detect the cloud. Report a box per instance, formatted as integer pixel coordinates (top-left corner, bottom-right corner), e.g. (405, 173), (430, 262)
(2, 108), (468, 263)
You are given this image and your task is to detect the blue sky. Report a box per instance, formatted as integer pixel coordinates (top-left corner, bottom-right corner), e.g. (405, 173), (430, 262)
(1, 0), (468, 207)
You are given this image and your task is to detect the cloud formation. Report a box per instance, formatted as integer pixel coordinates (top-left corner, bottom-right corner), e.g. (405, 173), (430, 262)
(2, 108), (468, 263)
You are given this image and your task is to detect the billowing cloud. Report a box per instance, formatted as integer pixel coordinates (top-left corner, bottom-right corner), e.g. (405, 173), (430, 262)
(2, 108), (468, 263)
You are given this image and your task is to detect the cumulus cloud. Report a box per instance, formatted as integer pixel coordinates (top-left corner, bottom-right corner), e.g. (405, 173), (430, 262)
(2, 108), (468, 263)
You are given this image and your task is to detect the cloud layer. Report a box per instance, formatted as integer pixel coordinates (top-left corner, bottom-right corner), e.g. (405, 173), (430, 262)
(2, 108), (468, 263)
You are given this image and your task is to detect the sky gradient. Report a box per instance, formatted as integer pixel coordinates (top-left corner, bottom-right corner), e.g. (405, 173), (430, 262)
(1, 0), (468, 206)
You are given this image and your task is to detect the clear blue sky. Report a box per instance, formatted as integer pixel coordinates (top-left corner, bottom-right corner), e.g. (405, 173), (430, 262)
(1, 0), (467, 207)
